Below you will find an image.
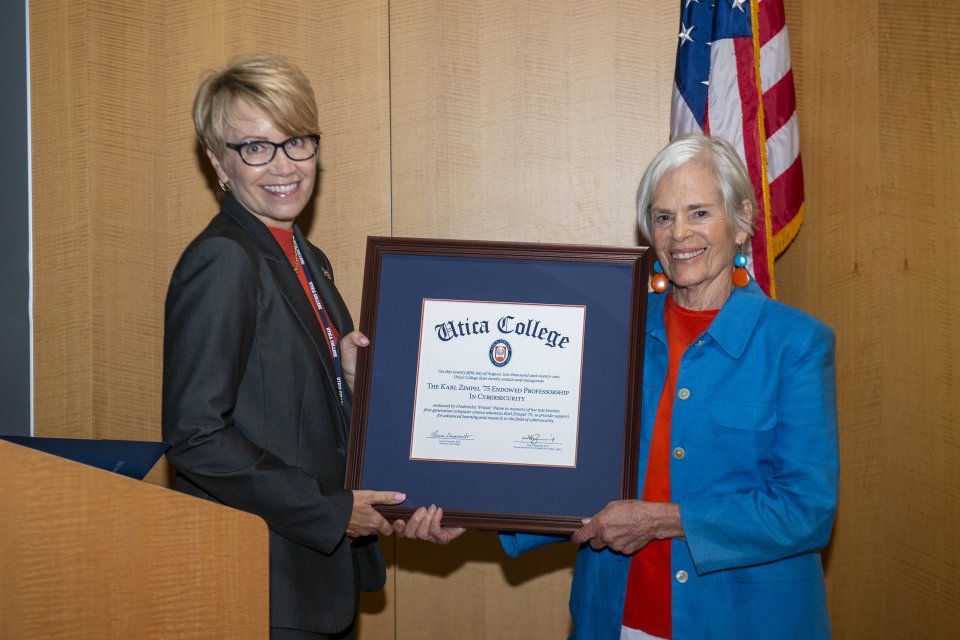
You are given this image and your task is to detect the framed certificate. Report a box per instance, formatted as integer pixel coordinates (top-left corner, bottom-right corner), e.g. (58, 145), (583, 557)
(345, 237), (649, 532)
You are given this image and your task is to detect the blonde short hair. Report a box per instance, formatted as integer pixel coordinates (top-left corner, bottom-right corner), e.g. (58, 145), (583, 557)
(193, 54), (319, 161)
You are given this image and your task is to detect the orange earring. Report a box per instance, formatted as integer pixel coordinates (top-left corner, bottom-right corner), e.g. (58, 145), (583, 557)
(651, 260), (669, 293)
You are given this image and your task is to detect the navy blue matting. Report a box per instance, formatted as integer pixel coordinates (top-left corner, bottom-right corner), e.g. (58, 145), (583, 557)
(358, 252), (637, 520)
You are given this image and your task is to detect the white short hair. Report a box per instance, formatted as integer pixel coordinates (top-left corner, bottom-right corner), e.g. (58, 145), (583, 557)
(636, 135), (757, 247)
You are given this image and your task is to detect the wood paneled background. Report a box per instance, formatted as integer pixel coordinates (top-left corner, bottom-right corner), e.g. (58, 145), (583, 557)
(28, 1), (960, 638)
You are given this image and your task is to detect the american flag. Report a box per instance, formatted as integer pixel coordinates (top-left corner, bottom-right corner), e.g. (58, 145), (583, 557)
(671, 0), (804, 298)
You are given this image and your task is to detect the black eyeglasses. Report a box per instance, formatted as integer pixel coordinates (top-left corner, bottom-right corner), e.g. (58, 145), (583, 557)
(225, 134), (321, 167)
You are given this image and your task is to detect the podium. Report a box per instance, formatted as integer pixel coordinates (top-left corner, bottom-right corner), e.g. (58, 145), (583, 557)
(0, 439), (269, 638)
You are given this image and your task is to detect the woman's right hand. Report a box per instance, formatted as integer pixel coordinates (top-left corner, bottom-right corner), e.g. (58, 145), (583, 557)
(348, 490), (406, 537)
(393, 504), (466, 544)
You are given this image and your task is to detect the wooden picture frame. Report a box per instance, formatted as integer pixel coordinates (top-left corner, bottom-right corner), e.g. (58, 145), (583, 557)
(345, 236), (648, 533)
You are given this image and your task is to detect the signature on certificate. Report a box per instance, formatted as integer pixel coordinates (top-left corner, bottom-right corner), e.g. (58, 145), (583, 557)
(520, 433), (558, 444)
(427, 429), (474, 441)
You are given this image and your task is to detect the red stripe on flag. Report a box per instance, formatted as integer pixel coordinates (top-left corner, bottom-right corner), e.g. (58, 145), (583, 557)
(768, 156), (804, 234)
(733, 35), (771, 292)
(762, 69), (796, 135)
(758, 0), (786, 46)
(702, 96), (711, 136)
(733, 37), (763, 189)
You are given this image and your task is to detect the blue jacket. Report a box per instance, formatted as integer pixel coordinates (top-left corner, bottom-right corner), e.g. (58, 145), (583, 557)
(502, 281), (839, 639)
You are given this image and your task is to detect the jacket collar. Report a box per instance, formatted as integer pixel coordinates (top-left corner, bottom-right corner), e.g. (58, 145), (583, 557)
(220, 193), (350, 427)
(646, 279), (767, 359)
(220, 192), (288, 256)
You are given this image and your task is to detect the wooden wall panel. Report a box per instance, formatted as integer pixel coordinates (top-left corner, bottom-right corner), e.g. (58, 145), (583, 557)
(30, 0), (95, 439)
(393, 531), (576, 638)
(876, 2), (960, 636)
(390, 0), (676, 246)
(386, 3), (677, 638)
(86, 2), (167, 445)
(778, 1), (960, 638)
(776, 1), (887, 638)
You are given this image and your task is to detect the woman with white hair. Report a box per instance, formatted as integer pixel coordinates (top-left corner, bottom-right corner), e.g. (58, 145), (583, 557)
(504, 135), (839, 639)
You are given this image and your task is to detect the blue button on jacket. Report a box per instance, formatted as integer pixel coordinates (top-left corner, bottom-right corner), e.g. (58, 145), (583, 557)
(502, 281), (839, 639)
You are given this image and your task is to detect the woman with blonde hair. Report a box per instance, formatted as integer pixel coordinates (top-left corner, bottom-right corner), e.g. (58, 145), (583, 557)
(164, 55), (460, 640)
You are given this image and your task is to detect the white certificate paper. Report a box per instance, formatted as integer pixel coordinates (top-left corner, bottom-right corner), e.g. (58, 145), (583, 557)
(410, 299), (586, 467)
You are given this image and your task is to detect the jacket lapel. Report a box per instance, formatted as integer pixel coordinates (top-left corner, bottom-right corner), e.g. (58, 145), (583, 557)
(292, 224), (355, 427)
(221, 195), (349, 438)
(292, 225), (353, 335)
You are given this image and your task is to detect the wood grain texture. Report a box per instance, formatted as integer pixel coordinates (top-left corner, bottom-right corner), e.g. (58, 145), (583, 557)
(30, 0), (95, 439)
(778, 1), (960, 638)
(390, 0), (676, 247)
(0, 440), (269, 639)
(876, 2), (960, 637)
(775, 1), (887, 637)
(393, 530), (576, 639)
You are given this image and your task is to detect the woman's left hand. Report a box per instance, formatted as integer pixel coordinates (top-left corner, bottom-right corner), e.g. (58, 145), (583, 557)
(571, 501), (684, 555)
(393, 505), (466, 544)
(340, 330), (370, 392)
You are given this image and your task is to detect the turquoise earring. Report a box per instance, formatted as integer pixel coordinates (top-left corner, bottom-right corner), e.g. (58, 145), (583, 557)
(733, 246), (749, 287)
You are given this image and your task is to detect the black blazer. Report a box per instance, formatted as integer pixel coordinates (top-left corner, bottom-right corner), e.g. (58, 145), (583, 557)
(162, 193), (384, 635)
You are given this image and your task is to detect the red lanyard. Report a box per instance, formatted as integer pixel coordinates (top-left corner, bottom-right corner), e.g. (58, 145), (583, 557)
(292, 237), (345, 407)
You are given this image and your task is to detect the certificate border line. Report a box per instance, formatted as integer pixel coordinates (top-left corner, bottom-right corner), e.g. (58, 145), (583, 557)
(409, 298), (585, 468)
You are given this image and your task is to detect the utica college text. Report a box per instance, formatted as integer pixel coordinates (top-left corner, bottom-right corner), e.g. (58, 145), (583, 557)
(434, 315), (570, 348)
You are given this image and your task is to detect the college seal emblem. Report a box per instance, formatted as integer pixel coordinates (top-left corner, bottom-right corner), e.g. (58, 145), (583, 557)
(488, 339), (512, 367)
